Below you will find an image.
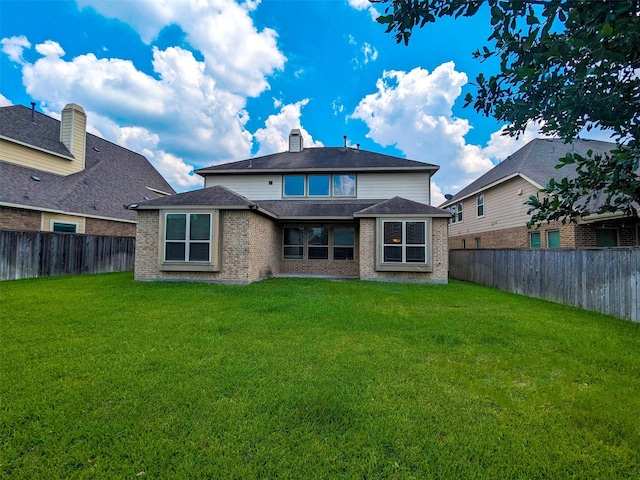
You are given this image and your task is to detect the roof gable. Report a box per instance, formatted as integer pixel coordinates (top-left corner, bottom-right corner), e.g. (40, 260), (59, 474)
(355, 197), (451, 217)
(130, 185), (253, 209)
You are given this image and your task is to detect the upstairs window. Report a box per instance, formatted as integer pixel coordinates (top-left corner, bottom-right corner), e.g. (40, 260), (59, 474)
(450, 204), (457, 223)
(283, 175), (305, 196)
(308, 175), (330, 196)
(333, 174), (356, 196)
(456, 202), (463, 222)
(477, 194), (484, 217)
(284, 174), (356, 197)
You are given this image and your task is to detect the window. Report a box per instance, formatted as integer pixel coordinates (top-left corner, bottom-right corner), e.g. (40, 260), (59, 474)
(308, 175), (330, 196)
(596, 228), (618, 247)
(462, 239), (466, 249)
(52, 222), (77, 233)
(456, 202), (463, 222)
(284, 174), (356, 197)
(165, 213), (211, 262)
(283, 175), (305, 196)
(450, 204), (457, 223)
(476, 194), (484, 217)
(382, 220), (426, 263)
(333, 174), (356, 196)
(474, 237), (481, 249)
(308, 227), (329, 259)
(283, 227), (304, 259)
(333, 228), (355, 260)
(283, 226), (356, 261)
(530, 231), (541, 248)
(547, 230), (560, 248)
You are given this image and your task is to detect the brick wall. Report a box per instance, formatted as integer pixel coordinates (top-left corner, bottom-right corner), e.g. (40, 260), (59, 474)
(0, 207), (41, 230)
(248, 213), (281, 280)
(449, 219), (638, 249)
(359, 217), (449, 283)
(86, 217), (136, 237)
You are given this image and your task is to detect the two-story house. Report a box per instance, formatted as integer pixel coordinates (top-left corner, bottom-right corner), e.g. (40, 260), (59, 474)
(440, 138), (639, 249)
(0, 103), (175, 237)
(131, 129), (451, 283)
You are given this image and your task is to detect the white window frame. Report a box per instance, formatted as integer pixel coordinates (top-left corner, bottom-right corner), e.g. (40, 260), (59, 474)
(456, 202), (463, 223)
(160, 210), (220, 272)
(450, 204), (457, 223)
(376, 218), (433, 272)
(476, 194), (484, 217)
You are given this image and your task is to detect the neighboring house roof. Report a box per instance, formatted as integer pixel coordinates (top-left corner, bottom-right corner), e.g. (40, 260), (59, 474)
(0, 105), (176, 222)
(130, 186), (450, 220)
(440, 138), (616, 208)
(195, 147), (440, 175)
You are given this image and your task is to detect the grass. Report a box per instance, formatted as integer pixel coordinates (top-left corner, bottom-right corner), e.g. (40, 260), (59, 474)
(1, 272), (639, 479)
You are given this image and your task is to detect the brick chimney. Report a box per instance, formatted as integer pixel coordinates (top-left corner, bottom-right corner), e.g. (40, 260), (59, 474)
(60, 103), (86, 169)
(288, 129), (303, 152)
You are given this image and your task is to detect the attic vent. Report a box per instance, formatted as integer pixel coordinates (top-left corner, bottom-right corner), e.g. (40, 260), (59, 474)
(93, 147), (100, 152)
(289, 129), (303, 152)
(30, 175), (40, 182)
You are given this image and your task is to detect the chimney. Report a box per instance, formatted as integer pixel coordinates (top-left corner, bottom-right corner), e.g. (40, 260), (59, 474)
(288, 129), (303, 152)
(60, 103), (87, 168)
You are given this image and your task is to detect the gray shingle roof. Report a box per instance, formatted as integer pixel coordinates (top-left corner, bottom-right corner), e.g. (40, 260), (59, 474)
(440, 138), (616, 207)
(0, 105), (176, 221)
(354, 196), (451, 217)
(130, 185), (254, 209)
(195, 147), (440, 175)
(257, 199), (381, 219)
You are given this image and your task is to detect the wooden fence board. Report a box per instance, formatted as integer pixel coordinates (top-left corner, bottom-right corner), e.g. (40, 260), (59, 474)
(450, 248), (640, 322)
(0, 230), (135, 281)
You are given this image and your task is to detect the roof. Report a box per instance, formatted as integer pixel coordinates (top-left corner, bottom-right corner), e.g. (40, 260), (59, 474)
(440, 138), (616, 207)
(0, 105), (176, 222)
(354, 196), (451, 217)
(195, 147), (440, 176)
(130, 186), (450, 220)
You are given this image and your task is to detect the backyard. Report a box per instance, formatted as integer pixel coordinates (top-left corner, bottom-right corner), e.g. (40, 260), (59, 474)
(1, 272), (639, 479)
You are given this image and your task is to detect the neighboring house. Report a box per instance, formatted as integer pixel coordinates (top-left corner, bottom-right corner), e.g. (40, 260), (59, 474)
(440, 138), (639, 249)
(0, 103), (175, 237)
(131, 129), (451, 284)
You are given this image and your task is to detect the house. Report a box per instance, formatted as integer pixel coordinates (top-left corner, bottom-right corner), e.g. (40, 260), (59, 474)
(130, 129), (451, 284)
(440, 138), (639, 249)
(0, 103), (175, 237)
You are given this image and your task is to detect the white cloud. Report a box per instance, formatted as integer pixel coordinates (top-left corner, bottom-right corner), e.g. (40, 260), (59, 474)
(253, 99), (323, 156)
(350, 63), (503, 196)
(77, 0), (285, 97)
(34, 40), (65, 57)
(361, 42), (378, 64)
(348, 0), (380, 20)
(1, 35), (31, 63)
(0, 93), (12, 107)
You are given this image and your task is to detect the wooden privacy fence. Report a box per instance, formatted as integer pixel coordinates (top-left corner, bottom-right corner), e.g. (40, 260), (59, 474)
(449, 248), (639, 322)
(0, 230), (135, 281)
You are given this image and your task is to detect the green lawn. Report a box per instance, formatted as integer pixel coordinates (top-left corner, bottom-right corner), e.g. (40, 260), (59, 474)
(1, 272), (639, 479)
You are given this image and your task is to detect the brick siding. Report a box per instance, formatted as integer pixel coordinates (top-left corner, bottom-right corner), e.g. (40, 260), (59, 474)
(85, 217), (136, 237)
(0, 206), (41, 230)
(359, 217), (449, 283)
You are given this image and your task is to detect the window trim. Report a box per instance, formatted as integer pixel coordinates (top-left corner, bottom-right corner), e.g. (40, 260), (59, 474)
(456, 202), (463, 223)
(530, 231), (541, 248)
(333, 227), (355, 260)
(476, 194), (484, 217)
(375, 218), (433, 272)
(159, 210), (220, 272)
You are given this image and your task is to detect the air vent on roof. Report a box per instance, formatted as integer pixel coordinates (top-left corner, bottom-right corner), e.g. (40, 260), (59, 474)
(93, 147), (100, 152)
(30, 175), (40, 182)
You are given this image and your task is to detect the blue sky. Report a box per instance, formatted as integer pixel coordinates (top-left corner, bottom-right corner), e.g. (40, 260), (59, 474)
(0, 0), (606, 203)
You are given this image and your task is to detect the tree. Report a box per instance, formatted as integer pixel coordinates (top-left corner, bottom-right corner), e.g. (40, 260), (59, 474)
(374, 0), (640, 224)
